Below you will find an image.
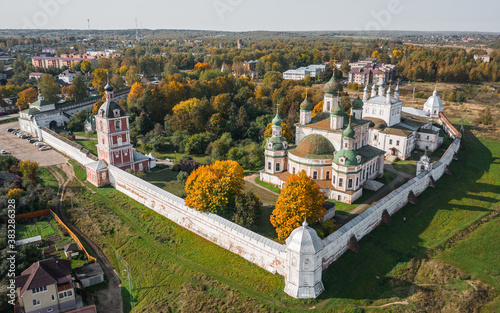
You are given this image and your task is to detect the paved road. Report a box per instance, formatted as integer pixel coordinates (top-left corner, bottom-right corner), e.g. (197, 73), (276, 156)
(0, 113), (17, 120)
(0, 121), (68, 166)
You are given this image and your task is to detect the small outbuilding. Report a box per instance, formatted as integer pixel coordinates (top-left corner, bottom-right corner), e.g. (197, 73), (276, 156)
(74, 263), (105, 287)
(64, 243), (80, 258)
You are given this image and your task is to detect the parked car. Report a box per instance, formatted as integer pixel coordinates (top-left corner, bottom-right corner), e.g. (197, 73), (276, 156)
(28, 139), (37, 143)
(1, 150), (10, 155)
(34, 142), (44, 146)
(7, 128), (14, 132)
(39, 146), (51, 151)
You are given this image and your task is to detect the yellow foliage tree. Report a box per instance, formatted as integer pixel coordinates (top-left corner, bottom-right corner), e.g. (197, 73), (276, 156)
(92, 68), (108, 93)
(392, 49), (402, 59)
(17, 87), (38, 110)
(127, 82), (144, 107)
(270, 171), (326, 241)
(312, 100), (323, 117)
(372, 51), (380, 58)
(263, 122), (292, 142)
(172, 98), (201, 115)
(185, 160), (244, 216)
(80, 60), (92, 73)
(61, 85), (77, 101)
(19, 160), (39, 185)
(6, 188), (24, 200)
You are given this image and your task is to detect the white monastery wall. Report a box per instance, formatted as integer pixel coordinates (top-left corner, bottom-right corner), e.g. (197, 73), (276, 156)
(320, 137), (460, 268)
(39, 127), (97, 166)
(108, 166), (287, 275)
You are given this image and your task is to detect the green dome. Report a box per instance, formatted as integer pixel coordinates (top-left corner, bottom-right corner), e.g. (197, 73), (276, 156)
(352, 96), (364, 110)
(331, 101), (345, 117)
(334, 149), (360, 166)
(324, 75), (343, 95)
(291, 134), (335, 159)
(300, 97), (313, 111)
(343, 123), (355, 140)
(272, 111), (282, 126)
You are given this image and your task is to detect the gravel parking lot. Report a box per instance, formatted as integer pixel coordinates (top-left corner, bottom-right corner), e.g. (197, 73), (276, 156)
(0, 121), (68, 166)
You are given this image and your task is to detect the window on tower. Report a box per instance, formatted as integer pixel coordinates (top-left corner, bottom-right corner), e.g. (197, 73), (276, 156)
(115, 120), (121, 130)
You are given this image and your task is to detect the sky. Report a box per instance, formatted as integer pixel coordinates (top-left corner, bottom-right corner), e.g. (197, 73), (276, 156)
(1, 0), (499, 33)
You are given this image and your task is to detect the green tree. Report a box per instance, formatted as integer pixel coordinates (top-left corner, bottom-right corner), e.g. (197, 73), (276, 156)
(92, 68), (108, 93)
(233, 192), (262, 230)
(38, 74), (60, 104)
(72, 76), (87, 100)
(80, 60), (92, 74)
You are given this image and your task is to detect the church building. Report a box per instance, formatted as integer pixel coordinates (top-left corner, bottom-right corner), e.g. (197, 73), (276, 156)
(260, 75), (445, 204)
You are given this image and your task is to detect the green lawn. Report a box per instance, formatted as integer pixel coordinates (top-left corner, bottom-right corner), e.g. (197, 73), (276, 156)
(37, 167), (59, 190)
(74, 131), (97, 138)
(375, 170), (397, 184)
(75, 139), (98, 156)
(69, 159), (87, 181)
(64, 127), (500, 312)
(392, 160), (417, 176)
(244, 180), (279, 241)
(254, 176), (281, 194)
(143, 169), (186, 198)
(0, 117), (18, 125)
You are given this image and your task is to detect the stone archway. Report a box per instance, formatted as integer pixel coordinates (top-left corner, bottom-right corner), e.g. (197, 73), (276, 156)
(49, 120), (58, 129)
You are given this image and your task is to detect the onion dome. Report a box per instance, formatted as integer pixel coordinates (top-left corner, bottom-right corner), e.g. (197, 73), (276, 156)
(323, 75), (343, 95)
(334, 149), (360, 166)
(104, 83), (113, 92)
(331, 101), (345, 117)
(352, 96), (364, 110)
(343, 123), (355, 140)
(300, 97), (313, 111)
(290, 134), (335, 159)
(272, 111), (282, 126)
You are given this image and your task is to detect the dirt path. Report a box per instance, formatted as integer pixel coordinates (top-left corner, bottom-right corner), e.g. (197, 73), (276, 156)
(363, 300), (409, 308)
(47, 163), (124, 313)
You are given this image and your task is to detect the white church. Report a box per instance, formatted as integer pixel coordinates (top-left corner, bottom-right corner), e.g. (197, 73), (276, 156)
(261, 75), (445, 203)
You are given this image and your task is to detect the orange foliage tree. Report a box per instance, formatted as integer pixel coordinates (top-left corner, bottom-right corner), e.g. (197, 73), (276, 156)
(194, 62), (210, 72)
(270, 171), (325, 241)
(61, 85), (77, 101)
(127, 82), (144, 107)
(185, 160), (244, 216)
(17, 87), (38, 110)
(312, 100), (323, 117)
(19, 160), (39, 185)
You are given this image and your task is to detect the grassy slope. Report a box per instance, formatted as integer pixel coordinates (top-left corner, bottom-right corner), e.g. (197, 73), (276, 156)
(68, 160), (87, 181)
(37, 167), (59, 190)
(75, 139), (98, 156)
(67, 128), (499, 312)
(143, 169), (186, 198)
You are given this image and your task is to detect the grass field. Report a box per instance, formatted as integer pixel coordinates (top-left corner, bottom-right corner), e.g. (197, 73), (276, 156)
(143, 168), (186, 198)
(75, 139), (98, 156)
(254, 176), (281, 194)
(69, 159), (87, 181)
(74, 131), (97, 138)
(65, 126), (500, 312)
(0, 117), (18, 125)
(375, 170), (398, 184)
(37, 167), (59, 190)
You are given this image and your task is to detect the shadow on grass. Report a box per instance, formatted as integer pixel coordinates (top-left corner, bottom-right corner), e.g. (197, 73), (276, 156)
(318, 127), (498, 302)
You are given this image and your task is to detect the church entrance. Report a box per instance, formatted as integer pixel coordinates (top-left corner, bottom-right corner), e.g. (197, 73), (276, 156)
(49, 120), (58, 129)
(390, 148), (398, 156)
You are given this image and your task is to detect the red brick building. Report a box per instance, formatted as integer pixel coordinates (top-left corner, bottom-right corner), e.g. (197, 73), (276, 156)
(86, 84), (151, 187)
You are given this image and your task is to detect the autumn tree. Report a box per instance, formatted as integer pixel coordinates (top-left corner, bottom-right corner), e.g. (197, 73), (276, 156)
(7, 188), (25, 200)
(185, 160), (244, 216)
(263, 122), (292, 142)
(194, 62), (210, 72)
(92, 68), (108, 93)
(270, 171), (326, 241)
(61, 85), (77, 101)
(127, 82), (144, 108)
(312, 100), (323, 117)
(17, 87), (38, 110)
(80, 60), (92, 74)
(125, 65), (141, 86)
(38, 74), (60, 103)
(19, 160), (39, 185)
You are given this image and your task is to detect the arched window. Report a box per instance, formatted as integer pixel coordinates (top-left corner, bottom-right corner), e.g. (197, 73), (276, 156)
(115, 120), (121, 130)
(338, 178), (343, 188)
(275, 163), (280, 172)
(347, 179), (353, 189)
(99, 120), (103, 130)
(267, 162), (271, 170)
(326, 171), (330, 180)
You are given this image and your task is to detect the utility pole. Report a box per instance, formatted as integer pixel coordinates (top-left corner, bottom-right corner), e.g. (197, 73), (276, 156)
(87, 19), (91, 41)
